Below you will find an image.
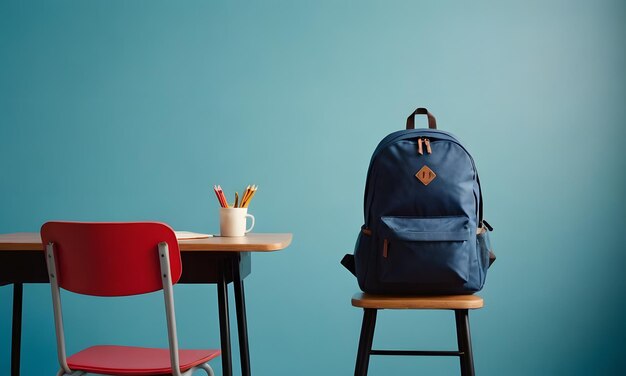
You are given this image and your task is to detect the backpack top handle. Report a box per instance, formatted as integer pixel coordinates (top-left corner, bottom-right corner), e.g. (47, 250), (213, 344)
(406, 107), (437, 130)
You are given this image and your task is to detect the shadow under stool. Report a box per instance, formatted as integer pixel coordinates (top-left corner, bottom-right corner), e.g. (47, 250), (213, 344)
(352, 293), (484, 376)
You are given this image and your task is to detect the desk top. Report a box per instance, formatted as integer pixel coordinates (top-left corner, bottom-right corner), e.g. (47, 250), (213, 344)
(0, 232), (292, 252)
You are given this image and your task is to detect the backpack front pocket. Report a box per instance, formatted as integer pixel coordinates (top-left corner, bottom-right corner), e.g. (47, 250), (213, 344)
(378, 216), (472, 285)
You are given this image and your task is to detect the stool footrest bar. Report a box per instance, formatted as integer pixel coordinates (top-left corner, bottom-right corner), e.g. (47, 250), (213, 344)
(370, 350), (463, 357)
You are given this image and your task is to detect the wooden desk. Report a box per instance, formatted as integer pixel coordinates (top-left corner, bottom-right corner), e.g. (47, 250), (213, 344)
(0, 232), (292, 376)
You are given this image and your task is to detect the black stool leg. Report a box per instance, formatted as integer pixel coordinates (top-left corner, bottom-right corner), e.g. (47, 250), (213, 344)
(455, 309), (475, 376)
(354, 308), (377, 376)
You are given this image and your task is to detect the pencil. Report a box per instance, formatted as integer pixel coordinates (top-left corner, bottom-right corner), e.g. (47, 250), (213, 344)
(213, 186), (225, 208)
(243, 185), (257, 208)
(217, 186), (227, 208)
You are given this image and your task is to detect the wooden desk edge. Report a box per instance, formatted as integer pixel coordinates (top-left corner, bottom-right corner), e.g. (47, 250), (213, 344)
(0, 232), (293, 252)
(179, 233), (293, 252)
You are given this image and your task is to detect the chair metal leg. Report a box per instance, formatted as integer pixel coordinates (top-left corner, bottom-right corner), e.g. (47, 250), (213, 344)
(455, 309), (475, 376)
(199, 363), (216, 376)
(217, 260), (233, 376)
(11, 283), (23, 376)
(233, 255), (251, 376)
(354, 308), (377, 376)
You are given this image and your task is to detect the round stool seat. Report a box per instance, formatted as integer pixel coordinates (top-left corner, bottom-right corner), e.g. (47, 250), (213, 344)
(352, 292), (484, 310)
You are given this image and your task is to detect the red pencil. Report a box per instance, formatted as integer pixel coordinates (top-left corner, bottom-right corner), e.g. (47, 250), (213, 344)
(217, 185), (229, 208)
(213, 185), (227, 208)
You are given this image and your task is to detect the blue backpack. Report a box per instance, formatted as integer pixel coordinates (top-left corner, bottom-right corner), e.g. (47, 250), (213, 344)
(342, 108), (494, 295)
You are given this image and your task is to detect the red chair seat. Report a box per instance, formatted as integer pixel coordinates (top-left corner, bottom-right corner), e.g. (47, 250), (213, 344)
(67, 345), (221, 375)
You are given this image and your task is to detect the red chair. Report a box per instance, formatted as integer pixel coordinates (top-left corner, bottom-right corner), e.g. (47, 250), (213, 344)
(41, 221), (220, 376)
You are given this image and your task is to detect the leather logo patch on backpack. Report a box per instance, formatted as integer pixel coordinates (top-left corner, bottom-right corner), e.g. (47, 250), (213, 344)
(416, 165), (436, 185)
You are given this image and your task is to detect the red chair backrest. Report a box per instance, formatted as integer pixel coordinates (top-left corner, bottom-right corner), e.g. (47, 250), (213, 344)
(40, 222), (182, 297)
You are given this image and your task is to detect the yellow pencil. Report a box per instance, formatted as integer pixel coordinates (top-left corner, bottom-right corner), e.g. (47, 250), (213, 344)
(243, 185), (257, 208)
(241, 185), (251, 206)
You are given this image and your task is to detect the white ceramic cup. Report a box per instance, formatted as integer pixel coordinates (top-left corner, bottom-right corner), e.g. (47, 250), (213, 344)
(219, 207), (255, 237)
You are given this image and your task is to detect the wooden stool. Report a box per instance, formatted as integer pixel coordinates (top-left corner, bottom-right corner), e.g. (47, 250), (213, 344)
(352, 293), (484, 376)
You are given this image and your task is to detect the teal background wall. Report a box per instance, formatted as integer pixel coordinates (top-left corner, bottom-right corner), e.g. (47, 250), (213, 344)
(1, 1), (625, 375)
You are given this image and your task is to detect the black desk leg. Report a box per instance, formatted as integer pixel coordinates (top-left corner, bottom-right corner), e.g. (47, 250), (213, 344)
(233, 255), (251, 376)
(217, 262), (233, 376)
(12, 283), (23, 376)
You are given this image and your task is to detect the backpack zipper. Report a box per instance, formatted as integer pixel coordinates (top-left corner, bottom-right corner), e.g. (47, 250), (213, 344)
(424, 138), (432, 154)
(417, 138), (432, 155)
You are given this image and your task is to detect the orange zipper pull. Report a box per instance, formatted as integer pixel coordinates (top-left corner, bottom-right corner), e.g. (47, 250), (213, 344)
(383, 239), (389, 258)
(424, 138), (432, 154)
(417, 138), (423, 155)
